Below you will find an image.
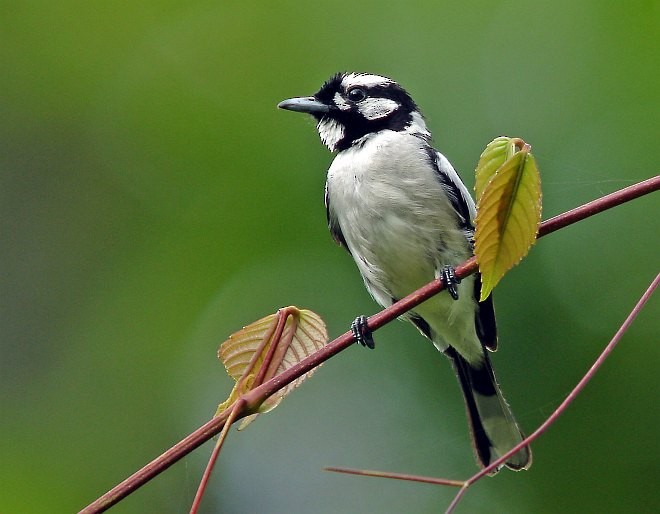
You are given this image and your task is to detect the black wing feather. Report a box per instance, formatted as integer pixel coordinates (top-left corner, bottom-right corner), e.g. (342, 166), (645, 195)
(474, 272), (498, 351)
(423, 147), (498, 350)
(424, 147), (473, 231)
(324, 181), (350, 252)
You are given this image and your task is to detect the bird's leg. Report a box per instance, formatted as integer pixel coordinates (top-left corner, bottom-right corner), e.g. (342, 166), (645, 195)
(351, 315), (375, 349)
(441, 265), (461, 300)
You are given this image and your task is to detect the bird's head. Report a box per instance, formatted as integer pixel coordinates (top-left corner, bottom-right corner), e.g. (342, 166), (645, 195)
(278, 72), (429, 152)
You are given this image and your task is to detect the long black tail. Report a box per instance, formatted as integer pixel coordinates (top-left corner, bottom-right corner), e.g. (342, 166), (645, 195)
(445, 346), (532, 472)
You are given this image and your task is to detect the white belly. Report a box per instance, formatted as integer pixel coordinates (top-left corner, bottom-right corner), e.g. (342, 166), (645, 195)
(326, 130), (482, 361)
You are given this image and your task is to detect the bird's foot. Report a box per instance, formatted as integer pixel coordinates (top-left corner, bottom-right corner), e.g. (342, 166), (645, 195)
(441, 265), (461, 300)
(351, 315), (375, 349)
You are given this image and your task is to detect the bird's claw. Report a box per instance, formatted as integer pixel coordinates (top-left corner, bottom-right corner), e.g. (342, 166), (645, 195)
(351, 315), (375, 349)
(441, 265), (461, 300)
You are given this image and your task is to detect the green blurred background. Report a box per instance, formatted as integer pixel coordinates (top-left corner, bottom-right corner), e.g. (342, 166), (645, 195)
(2, 1), (658, 513)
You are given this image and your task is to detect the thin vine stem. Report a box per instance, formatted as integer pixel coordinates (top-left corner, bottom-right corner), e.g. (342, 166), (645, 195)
(189, 398), (245, 514)
(443, 272), (659, 513)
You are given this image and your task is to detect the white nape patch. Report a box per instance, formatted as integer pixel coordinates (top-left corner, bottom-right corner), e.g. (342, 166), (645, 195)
(405, 111), (431, 139)
(332, 92), (350, 111)
(341, 73), (393, 89)
(357, 97), (399, 120)
(317, 117), (345, 152)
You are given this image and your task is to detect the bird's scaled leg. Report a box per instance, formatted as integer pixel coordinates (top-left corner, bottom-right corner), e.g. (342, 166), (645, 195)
(351, 315), (375, 349)
(441, 265), (461, 300)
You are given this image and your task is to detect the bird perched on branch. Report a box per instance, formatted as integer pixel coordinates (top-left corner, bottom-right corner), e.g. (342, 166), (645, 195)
(278, 72), (531, 472)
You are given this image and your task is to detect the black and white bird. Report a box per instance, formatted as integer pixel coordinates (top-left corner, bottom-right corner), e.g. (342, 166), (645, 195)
(278, 72), (531, 472)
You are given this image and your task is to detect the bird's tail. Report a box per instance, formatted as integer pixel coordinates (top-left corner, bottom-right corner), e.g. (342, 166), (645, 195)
(445, 346), (532, 472)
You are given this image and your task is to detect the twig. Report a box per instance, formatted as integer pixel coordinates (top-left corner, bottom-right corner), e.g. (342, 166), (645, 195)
(538, 175), (659, 237)
(323, 467), (465, 488)
(78, 175), (659, 514)
(443, 272), (659, 513)
(189, 399), (245, 514)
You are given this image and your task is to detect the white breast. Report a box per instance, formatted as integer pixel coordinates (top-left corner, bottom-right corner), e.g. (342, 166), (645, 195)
(327, 131), (471, 301)
(327, 130), (482, 360)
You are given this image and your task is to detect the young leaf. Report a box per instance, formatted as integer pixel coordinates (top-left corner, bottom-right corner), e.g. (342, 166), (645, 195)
(474, 139), (542, 301)
(474, 136), (512, 201)
(215, 306), (328, 429)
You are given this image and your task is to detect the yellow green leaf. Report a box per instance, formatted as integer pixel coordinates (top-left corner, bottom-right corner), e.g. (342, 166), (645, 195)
(215, 306), (328, 429)
(474, 136), (512, 202)
(474, 141), (542, 301)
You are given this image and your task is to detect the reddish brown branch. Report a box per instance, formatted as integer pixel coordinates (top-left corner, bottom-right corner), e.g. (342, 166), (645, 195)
(538, 175), (658, 236)
(323, 466), (465, 488)
(443, 271), (659, 513)
(78, 175), (659, 514)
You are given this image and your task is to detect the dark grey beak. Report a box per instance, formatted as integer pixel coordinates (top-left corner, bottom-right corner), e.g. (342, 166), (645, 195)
(277, 96), (330, 114)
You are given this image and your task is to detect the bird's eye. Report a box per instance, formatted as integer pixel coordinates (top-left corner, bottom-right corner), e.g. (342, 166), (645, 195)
(347, 87), (367, 102)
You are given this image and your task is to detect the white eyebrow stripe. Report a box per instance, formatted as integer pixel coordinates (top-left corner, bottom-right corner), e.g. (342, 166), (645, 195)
(341, 73), (393, 89)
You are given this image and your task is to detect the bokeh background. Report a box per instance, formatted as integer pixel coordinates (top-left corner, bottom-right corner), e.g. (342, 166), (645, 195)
(2, 2), (658, 513)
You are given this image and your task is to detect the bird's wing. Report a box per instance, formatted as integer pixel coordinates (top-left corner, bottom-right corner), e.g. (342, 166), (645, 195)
(473, 272), (498, 351)
(431, 149), (498, 350)
(324, 181), (351, 253)
(430, 149), (477, 229)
